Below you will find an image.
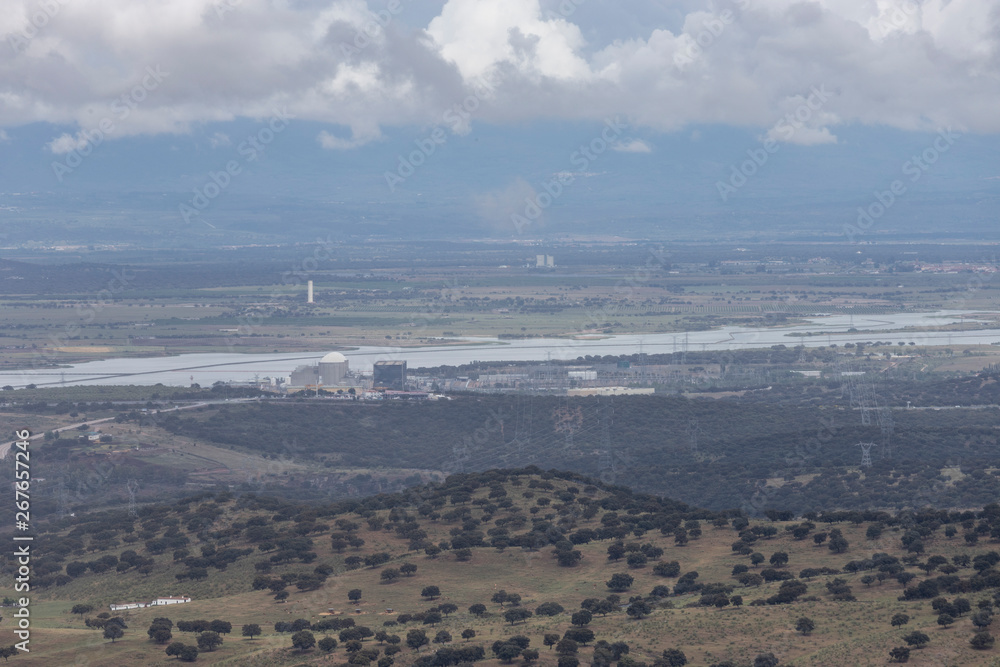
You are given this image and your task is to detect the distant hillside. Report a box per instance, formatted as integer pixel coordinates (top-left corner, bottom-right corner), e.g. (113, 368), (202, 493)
(156, 393), (1000, 513)
(5, 469), (1000, 665)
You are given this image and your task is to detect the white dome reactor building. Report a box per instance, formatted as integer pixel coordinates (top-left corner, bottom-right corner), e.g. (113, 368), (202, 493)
(318, 352), (349, 384)
(289, 351), (350, 388)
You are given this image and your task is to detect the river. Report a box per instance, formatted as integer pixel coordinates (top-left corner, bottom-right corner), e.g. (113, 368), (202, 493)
(1, 310), (996, 389)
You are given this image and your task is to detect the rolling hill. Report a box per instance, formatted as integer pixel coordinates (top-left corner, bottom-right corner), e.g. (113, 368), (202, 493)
(3, 468), (1000, 665)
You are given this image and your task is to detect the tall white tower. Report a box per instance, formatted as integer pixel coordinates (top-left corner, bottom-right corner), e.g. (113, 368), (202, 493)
(307, 280), (314, 303)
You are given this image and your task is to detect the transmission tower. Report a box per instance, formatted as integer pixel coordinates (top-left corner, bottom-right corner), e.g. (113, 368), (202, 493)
(876, 405), (895, 459)
(836, 357), (855, 400)
(864, 366), (894, 458)
(553, 400), (583, 452)
(839, 359), (876, 424)
(686, 418), (700, 454)
(243, 454), (261, 485)
(844, 374), (878, 425)
(598, 397), (615, 483)
(55, 480), (69, 519)
(839, 356), (896, 459)
(857, 442), (876, 468)
(505, 393), (533, 465)
(126, 479), (139, 517)
(639, 339), (647, 384)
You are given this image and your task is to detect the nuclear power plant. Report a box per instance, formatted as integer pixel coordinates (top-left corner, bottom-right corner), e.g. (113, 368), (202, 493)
(281, 353), (426, 397)
(289, 351), (351, 389)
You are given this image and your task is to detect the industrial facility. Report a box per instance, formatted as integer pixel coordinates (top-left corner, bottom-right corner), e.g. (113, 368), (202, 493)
(288, 351), (352, 390)
(535, 254), (555, 268)
(373, 360), (407, 390)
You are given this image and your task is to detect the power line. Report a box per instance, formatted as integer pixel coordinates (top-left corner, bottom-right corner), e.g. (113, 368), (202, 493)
(686, 418), (700, 455)
(598, 396), (615, 484)
(857, 442), (876, 468)
(126, 479), (139, 517)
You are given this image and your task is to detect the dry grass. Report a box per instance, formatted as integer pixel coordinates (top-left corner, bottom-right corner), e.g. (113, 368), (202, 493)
(5, 481), (1000, 665)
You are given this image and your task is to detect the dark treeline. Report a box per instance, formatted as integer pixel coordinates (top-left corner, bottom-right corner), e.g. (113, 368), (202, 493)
(158, 392), (1000, 514)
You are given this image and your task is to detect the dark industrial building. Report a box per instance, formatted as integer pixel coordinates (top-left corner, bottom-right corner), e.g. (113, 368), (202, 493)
(373, 360), (407, 390)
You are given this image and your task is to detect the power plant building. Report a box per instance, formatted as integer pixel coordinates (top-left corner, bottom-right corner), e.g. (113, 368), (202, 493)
(289, 351), (350, 387)
(373, 360), (407, 390)
(535, 254), (555, 267)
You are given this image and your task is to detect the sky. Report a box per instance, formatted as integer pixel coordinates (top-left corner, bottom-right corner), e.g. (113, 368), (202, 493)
(1, 0), (998, 239)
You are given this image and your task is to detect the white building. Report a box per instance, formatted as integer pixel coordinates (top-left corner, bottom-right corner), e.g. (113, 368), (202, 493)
(567, 387), (655, 396)
(109, 595), (190, 611)
(152, 596), (192, 606)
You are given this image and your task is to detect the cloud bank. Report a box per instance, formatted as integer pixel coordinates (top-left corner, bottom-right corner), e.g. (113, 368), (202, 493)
(2, 0), (997, 152)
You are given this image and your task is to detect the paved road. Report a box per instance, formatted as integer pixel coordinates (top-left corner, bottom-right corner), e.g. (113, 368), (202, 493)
(0, 400), (236, 459)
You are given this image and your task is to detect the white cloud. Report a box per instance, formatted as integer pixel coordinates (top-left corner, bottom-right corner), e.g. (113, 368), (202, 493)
(0, 0), (998, 146)
(761, 89), (842, 145)
(476, 177), (539, 231)
(208, 132), (231, 148)
(426, 0), (590, 81)
(768, 125), (838, 146)
(0, 130), (8, 143)
(317, 125), (382, 150)
(47, 132), (92, 155)
(612, 139), (652, 153)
